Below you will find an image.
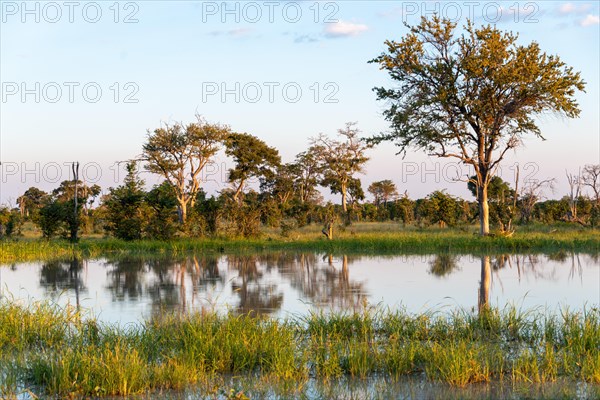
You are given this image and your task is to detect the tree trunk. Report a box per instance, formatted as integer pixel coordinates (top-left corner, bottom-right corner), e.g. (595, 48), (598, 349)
(478, 255), (491, 313)
(322, 221), (333, 240)
(233, 179), (245, 204)
(477, 184), (490, 236)
(177, 201), (187, 224)
(341, 183), (347, 213)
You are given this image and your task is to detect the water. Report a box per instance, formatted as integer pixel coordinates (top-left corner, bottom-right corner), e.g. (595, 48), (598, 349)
(1, 252), (598, 324)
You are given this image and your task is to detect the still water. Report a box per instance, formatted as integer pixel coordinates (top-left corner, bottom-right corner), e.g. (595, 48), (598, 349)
(1, 252), (598, 324)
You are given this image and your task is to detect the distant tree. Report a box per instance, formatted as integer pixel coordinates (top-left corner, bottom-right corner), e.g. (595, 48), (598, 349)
(38, 199), (68, 239)
(290, 150), (323, 204)
(142, 115), (231, 223)
(582, 164), (600, 227)
(225, 132), (281, 203)
(565, 171), (582, 223)
(311, 122), (370, 213)
(52, 180), (101, 213)
(369, 16), (585, 235)
(520, 178), (554, 223)
(368, 180), (399, 207)
(417, 190), (459, 227)
(193, 190), (224, 236)
(390, 194), (415, 225)
(534, 199), (570, 224)
(145, 181), (178, 240)
(260, 163), (296, 207)
(104, 162), (147, 240)
(0, 207), (12, 238)
(345, 177), (366, 222)
(582, 164), (600, 204)
(17, 187), (48, 219)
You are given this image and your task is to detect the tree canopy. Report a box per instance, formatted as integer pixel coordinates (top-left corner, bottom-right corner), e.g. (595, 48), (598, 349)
(225, 132), (281, 203)
(142, 115), (231, 223)
(369, 16), (585, 235)
(311, 122), (370, 213)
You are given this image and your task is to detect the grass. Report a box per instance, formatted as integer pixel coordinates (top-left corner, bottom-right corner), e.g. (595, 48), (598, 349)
(2, 222), (600, 264)
(0, 300), (598, 398)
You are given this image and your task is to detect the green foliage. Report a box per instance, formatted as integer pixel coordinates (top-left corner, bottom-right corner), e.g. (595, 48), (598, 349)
(194, 191), (223, 236)
(0, 207), (12, 238)
(224, 192), (263, 238)
(468, 176), (514, 202)
(368, 180), (399, 206)
(17, 187), (48, 221)
(103, 162), (147, 241)
(146, 181), (178, 240)
(416, 191), (461, 227)
(225, 132), (281, 202)
(0, 207), (23, 238)
(38, 199), (69, 239)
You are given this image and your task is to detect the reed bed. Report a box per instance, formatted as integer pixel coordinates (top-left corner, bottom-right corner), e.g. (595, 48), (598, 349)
(0, 300), (598, 398)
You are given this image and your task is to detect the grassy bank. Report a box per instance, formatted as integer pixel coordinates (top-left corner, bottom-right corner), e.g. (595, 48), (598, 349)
(2, 223), (600, 264)
(0, 301), (598, 398)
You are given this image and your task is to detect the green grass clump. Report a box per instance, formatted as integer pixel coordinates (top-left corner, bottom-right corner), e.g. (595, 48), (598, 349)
(0, 300), (599, 397)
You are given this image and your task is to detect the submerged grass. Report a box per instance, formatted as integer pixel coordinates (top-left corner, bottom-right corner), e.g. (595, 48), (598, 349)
(0, 301), (598, 398)
(2, 223), (600, 264)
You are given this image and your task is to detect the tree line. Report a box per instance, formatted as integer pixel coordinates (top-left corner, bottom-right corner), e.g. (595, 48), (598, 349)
(2, 155), (599, 240)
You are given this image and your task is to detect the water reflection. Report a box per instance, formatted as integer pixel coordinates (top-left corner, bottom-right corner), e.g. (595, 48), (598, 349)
(40, 258), (85, 308)
(228, 255), (283, 314)
(478, 255), (491, 312)
(1, 252), (597, 323)
(428, 254), (460, 277)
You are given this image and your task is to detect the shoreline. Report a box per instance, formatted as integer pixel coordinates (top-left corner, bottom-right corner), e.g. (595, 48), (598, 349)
(2, 227), (600, 264)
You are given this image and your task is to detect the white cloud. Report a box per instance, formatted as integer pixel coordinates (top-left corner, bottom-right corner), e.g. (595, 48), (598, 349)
(558, 2), (593, 15)
(324, 20), (368, 38)
(580, 14), (600, 26)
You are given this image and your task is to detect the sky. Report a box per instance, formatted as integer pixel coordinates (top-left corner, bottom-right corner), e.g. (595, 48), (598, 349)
(0, 0), (599, 206)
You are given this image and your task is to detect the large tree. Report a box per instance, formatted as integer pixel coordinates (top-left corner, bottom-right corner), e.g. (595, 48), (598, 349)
(369, 17), (585, 235)
(311, 122), (370, 213)
(142, 115), (230, 223)
(225, 132), (281, 203)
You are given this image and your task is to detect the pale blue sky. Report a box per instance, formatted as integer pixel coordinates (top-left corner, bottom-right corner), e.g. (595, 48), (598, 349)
(1, 1), (598, 205)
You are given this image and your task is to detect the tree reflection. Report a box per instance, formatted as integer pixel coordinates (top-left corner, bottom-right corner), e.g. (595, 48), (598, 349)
(105, 258), (146, 301)
(39, 258), (85, 307)
(478, 255), (491, 312)
(146, 258), (185, 314)
(262, 253), (367, 310)
(28, 250), (597, 320)
(428, 254), (459, 277)
(227, 255), (283, 315)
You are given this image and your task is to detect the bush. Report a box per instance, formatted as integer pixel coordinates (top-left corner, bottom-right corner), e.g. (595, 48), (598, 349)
(38, 200), (68, 239)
